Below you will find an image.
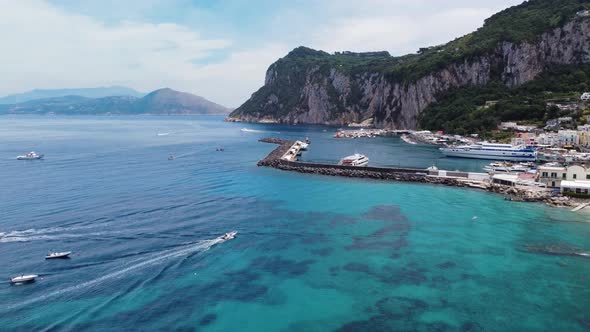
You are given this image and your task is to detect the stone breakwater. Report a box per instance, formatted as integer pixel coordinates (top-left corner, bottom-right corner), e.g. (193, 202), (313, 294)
(258, 138), (470, 188)
(256, 138), (588, 208)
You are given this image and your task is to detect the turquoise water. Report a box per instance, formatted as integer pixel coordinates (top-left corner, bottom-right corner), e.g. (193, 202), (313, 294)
(0, 116), (589, 331)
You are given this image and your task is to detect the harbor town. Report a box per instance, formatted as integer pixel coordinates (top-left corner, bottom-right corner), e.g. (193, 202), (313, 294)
(258, 93), (590, 210)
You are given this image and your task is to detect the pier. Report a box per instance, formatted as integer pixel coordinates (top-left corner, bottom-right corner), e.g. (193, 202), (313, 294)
(257, 138), (559, 204)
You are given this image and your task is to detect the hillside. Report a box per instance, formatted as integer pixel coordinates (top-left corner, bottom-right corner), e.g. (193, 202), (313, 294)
(0, 88), (230, 115)
(0, 86), (144, 104)
(229, 0), (590, 129)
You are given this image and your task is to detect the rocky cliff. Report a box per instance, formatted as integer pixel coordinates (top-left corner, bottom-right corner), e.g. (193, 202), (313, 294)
(229, 5), (590, 129)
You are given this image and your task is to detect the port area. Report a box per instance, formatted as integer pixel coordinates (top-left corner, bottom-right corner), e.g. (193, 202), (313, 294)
(256, 138), (569, 205)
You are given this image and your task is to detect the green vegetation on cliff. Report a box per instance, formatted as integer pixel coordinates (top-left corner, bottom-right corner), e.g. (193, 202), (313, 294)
(418, 64), (590, 135)
(230, 0), (590, 126)
(254, 0), (588, 83)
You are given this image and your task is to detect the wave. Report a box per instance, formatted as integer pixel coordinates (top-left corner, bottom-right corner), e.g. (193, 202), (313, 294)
(5, 238), (222, 311)
(240, 128), (280, 134)
(0, 224), (112, 243)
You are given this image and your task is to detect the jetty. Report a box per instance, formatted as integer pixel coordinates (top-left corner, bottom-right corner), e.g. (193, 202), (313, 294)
(257, 138), (563, 205)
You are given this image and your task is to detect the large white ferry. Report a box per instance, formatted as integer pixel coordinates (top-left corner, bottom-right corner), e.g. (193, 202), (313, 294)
(439, 142), (536, 161)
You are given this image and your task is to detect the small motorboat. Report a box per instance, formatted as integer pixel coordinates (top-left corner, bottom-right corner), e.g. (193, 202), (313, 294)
(168, 155), (175, 160)
(45, 251), (71, 259)
(220, 231), (238, 241)
(10, 274), (38, 284)
(16, 151), (44, 160)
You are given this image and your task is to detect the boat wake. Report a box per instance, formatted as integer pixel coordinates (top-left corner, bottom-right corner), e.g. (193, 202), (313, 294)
(240, 128), (280, 134)
(0, 224), (116, 243)
(5, 238), (223, 311)
(156, 132), (170, 136)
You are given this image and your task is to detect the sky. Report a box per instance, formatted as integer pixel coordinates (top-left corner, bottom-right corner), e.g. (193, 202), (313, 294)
(0, 0), (524, 107)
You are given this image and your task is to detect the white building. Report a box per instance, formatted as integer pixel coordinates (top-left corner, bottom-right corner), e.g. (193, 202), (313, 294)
(537, 133), (559, 146)
(582, 92), (590, 101)
(561, 180), (590, 196)
(538, 166), (567, 188)
(558, 130), (580, 146)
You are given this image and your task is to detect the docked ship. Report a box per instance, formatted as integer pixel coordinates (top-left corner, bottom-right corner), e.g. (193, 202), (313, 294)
(439, 142), (536, 161)
(339, 154), (369, 167)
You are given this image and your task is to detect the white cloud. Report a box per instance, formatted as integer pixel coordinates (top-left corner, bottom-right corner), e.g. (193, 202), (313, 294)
(0, 0), (525, 107)
(310, 7), (509, 55)
(0, 0), (247, 105)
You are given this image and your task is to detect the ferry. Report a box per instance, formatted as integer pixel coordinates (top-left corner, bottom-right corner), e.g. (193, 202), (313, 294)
(339, 154), (369, 167)
(439, 142), (536, 161)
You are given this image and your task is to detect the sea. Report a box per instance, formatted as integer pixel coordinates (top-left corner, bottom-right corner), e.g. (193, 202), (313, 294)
(0, 115), (589, 331)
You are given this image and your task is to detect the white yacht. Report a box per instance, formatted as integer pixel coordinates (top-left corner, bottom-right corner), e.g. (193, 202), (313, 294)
(10, 274), (38, 284)
(440, 142), (536, 161)
(16, 151), (44, 160)
(482, 162), (536, 174)
(45, 251), (72, 259)
(339, 154), (369, 167)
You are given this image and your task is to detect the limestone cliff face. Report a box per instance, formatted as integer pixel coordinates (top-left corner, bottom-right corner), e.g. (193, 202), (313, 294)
(229, 18), (590, 129)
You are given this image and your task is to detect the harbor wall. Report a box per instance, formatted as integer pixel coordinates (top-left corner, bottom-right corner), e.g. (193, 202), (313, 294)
(257, 137), (554, 204)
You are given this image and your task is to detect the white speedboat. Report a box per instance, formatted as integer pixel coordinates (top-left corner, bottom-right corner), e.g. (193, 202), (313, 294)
(339, 154), (369, 167)
(45, 251), (71, 259)
(299, 142), (309, 150)
(220, 231), (238, 241)
(10, 274), (38, 284)
(16, 151), (44, 160)
(440, 142), (536, 161)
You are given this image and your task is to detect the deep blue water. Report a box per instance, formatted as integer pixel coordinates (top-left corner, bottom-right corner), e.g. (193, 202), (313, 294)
(0, 116), (589, 331)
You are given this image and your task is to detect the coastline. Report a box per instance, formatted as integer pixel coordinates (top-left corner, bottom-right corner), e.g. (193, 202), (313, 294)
(257, 137), (590, 211)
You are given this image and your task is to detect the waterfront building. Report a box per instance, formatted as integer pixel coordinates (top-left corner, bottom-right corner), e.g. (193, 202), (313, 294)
(581, 92), (590, 101)
(566, 165), (590, 181)
(538, 166), (567, 188)
(539, 164), (590, 188)
(561, 180), (590, 195)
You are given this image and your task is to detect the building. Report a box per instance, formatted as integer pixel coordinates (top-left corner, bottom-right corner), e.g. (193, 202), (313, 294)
(582, 92), (590, 101)
(539, 164), (590, 188)
(566, 165), (590, 181)
(492, 173), (545, 188)
(577, 10), (590, 18)
(558, 130), (579, 146)
(578, 127), (590, 147)
(500, 122), (517, 130)
(510, 132), (537, 146)
(561, 180), (590, 196)
(538, 166), (567, 188)
(537, 132), (559, 146)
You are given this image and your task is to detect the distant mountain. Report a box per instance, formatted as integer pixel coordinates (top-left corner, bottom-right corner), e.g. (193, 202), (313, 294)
(136, 88), (230, 115)
(0, 88), (230, 115)
(0, 86), (144, 104)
